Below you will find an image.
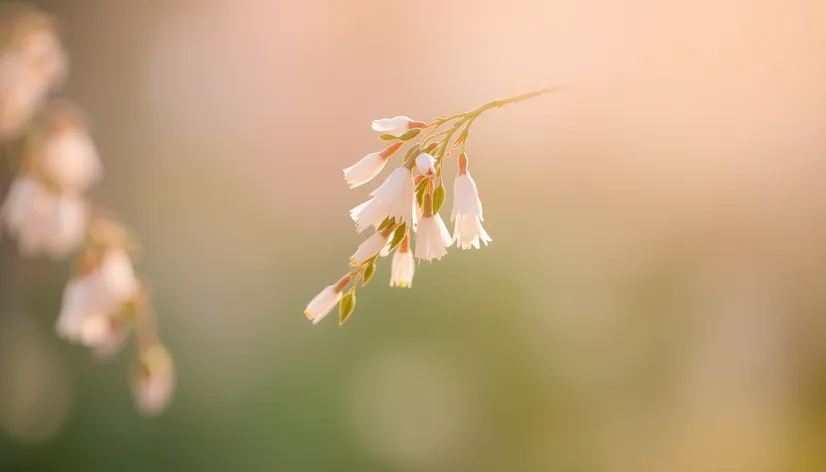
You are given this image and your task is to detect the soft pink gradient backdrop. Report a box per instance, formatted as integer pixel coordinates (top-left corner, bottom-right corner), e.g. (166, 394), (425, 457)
(1, 0), (826, 470)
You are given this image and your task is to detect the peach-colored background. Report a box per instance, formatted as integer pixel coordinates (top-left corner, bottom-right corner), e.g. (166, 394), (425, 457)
(1, 0), (825, 470)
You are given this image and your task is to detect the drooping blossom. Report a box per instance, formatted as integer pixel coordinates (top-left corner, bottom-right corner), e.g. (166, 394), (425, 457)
(343, 142), (403, 189)
(305, 274), (351, 324)
(371, 116), (426, 135)
(390, 233), (414, 287)
(451, 153), (491, 249)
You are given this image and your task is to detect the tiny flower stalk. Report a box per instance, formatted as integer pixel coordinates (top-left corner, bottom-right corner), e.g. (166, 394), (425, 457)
(307, 84), (569, 323)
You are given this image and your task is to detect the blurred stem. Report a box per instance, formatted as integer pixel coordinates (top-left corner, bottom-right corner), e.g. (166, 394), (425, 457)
(134, 285), (160, 349)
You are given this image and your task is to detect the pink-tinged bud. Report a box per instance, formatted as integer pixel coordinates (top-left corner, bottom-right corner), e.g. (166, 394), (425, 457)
(343, 141), (404, 190)
(415, 153), (437, 178)
(133, 344), (175, 416)
(371, 116), (419, 135)
(305, 275), (350, 324)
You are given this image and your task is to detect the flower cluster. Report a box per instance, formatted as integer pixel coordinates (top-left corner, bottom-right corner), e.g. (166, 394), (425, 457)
(306, 85), (566, 325)
(0, 4), (173, 415)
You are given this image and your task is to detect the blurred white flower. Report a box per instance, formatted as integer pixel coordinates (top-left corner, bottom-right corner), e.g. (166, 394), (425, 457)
(133, 344), (175, 416)
(97, 248), (140, 300)
(17, 24), (67, 87)
(414, 214), (451, 261)
(415, 153), (436, 178)
(0, 65), (49, 140)
(451, 154), (490, 249)
(390, 234), (414, 287)
(41, 122), (101, 194)
(56, 248), (140, 347)
(0, 11), (66, 140)
(79, 310), (132, 360)
(371, 116), (423, 135)
(1, 176), (87, 258)
(55, 278), (95, 342)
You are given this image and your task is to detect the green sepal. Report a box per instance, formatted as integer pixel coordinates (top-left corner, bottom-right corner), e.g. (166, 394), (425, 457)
(416, 180), (428, 207)
(398, 128), (422, 141)
(404, 144), (421, 162)
(388, 223), (407, 252)
(432, 184), (446, 214)
(339, 292), (356, 325)
(377, 217), (395, 231)
(362, 264), (376, 286)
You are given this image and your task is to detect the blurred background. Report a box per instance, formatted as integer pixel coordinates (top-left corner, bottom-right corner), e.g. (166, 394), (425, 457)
(1, 0), (826, 470)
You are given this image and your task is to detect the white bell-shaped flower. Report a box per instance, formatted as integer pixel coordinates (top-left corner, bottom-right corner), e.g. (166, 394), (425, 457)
(451, 153), (491, 249)
(343, 142), (402, 189)
(41, 123), (102, 194)
(1, 176), (88, 258)
(133, 344), (175, 416)
(55, 248), (140, 346)
(350, 166), (416, 233)
(414, 214), (451, 261)
(390, 234), (415, 287)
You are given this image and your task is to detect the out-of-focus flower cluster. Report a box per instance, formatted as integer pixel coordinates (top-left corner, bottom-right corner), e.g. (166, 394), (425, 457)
(306, 87), (565, 325)
(0, 3), (173, 416)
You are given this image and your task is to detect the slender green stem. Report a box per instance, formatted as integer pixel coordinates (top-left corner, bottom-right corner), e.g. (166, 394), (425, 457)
(482, 84), (571, 110)
(425, 84), (571, 163)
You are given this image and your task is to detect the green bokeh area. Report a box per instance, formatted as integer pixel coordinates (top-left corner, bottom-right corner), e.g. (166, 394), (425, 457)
(3, 0), (826, 470)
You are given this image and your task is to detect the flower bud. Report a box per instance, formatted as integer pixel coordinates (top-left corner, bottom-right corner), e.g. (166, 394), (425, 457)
(415, 153), (436, 178)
